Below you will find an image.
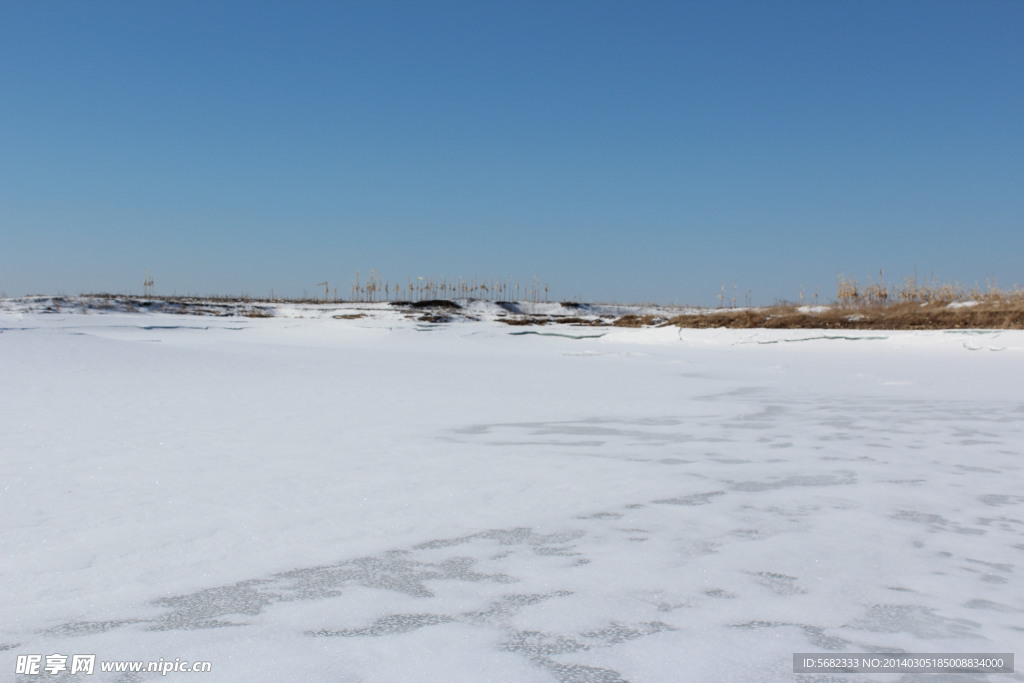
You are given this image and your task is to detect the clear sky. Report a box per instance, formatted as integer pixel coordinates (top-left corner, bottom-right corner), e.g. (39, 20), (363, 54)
(2, 0), (1021, 304)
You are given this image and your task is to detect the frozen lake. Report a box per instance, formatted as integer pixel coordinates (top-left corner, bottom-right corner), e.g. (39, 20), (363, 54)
(2, 305), (1022, 681)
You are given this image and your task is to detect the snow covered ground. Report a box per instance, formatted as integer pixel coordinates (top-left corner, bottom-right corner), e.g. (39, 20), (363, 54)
(2, 303), (1022, 682)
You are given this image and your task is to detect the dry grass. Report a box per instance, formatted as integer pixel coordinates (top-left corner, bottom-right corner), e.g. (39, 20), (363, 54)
(551, 316), (603, 325)
(664, 276), (1024, 330)
(834, 272), (1024, 308)
(664, 302), (1024, 330)
(243, 309), (275, 318)
(612, 314), (664, 328)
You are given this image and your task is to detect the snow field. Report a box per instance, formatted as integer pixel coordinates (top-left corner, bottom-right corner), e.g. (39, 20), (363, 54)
(2, 309), (1022, 681)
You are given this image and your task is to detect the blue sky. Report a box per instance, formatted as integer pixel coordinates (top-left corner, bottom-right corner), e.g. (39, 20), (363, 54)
(2, 0), (1021, 304)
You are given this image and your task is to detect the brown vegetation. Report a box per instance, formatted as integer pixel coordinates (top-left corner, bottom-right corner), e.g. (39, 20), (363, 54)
(663, 302), (1024, 330)
(665, 276), (1024, 330)
(612, 314), (664, 328)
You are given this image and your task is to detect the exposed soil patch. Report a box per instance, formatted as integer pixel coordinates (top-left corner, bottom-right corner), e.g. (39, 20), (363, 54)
(409, 299), (462, 310)
(551, 316), (605, 326)
(498, 317), (547, 326)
